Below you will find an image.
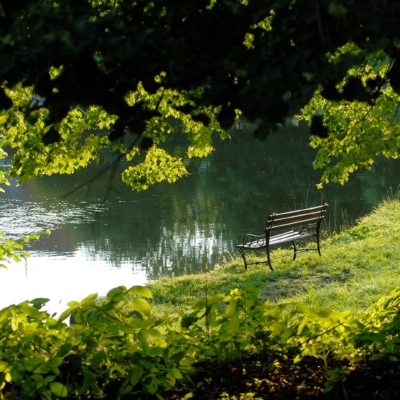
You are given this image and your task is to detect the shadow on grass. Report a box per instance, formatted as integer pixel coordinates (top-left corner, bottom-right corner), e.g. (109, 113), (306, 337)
(150, 246), (354, 308)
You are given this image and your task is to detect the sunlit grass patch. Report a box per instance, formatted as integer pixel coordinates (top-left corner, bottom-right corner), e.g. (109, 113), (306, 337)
(147, 198), (400, 314)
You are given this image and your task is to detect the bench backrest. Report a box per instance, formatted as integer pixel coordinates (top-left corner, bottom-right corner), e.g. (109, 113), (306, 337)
(266, 204), (328, 231)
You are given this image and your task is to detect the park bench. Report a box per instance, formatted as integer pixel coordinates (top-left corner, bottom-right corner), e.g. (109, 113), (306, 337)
(237, 203), (328, 271)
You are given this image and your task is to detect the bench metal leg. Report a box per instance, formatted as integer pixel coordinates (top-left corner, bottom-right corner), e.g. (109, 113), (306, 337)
(292, 241), (297, 261)
(266, 246), (274, 271)
(238, 248), (248, 269)
(316, 223), (322, 256)
(317, 240), (322, 256)
(317, 237), (322, 256)
(238, 246), (275, 272)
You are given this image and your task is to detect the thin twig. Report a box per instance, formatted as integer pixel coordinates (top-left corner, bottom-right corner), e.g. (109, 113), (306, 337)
(298, 322), (345, 346)
(315, 0), (327, 43)
(102, 155), (121, 202)
(389, 102), (400, 125)
(61, 90), (166, 200)
(60, 153), (124, 199)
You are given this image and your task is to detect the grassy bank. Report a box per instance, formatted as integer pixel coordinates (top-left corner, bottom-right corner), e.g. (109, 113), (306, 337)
(149, 198), (400, 312)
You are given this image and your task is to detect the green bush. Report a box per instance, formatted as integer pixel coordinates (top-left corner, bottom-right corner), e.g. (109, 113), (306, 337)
(0, 285), (399, 399)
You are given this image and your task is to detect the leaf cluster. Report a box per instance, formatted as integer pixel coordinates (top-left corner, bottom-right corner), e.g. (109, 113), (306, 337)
(298, 53), (400, 186)
(0, 231), (43, 269)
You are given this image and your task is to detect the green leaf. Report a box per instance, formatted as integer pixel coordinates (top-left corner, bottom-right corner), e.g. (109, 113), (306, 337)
(369, 354), (384, 361)
(297, 315), (308, 335)
(58, 307), (74, 322)
(224, 299), (237, 317)
(127, 285), (153, 298)
(30, 298), (50, 309)
(130, 298), (151, 317)
(129, 368), (143, 387)
(23, 357), (48, 373)
(80, 293), (98, 306)
(106, 286), (127, 301)
(10, 316), (19, 331)
(49, 382), (68, 397)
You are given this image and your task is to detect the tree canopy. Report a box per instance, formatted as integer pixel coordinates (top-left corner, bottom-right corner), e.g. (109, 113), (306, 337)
(1, 0), (400, 188)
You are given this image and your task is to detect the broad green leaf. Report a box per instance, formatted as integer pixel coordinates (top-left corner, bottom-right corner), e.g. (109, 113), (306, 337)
(58, 308), (74, 322)
(80, 293), (98, 306)
(23, 357), (48, 373)
(297, 315), (308, 335)
(10, 316), (19, 331)
(130, 298), (151, 317)
(224, 299), (237, 317)
(0, 361), (9, 372)
(127, 285), (153, 298)
(30, 298), (50, 310)
(129, 368), (143, 387)
(106, 286), (127, 301)
(50, 382), (68, 397)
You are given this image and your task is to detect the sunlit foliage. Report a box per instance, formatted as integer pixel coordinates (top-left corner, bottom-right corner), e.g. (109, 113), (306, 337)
(298, 46), (400, 186)
(0, 285), (399, 398)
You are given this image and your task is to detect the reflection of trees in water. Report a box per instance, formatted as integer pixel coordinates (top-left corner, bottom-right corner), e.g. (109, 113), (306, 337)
(76, 191), (233, 278)
(212, 125), (400, 231)
(16, 124), (400, 278)
(142, 222), (231, 279)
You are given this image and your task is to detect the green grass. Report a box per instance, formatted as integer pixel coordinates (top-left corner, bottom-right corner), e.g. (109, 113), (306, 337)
(148, 198), (400, 313)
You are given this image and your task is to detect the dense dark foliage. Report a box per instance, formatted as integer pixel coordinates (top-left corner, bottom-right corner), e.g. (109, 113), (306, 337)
(1, 0), (400, 138)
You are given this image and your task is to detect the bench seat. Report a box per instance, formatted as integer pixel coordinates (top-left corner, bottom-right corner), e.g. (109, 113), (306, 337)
(238, 229), (316, 250)
(237, 204), (328, 270)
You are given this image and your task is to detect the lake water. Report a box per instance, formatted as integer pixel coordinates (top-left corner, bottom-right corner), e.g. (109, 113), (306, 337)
(1, 124), (399, 313)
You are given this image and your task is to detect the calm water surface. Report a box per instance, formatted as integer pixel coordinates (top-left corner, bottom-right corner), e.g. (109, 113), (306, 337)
(1, 125), (399, 313)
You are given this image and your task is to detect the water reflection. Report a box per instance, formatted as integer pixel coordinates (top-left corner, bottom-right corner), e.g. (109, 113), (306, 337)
(1, 253), (147, 314)
(0, 198), (106, 241)
(0, 124), (399, 311)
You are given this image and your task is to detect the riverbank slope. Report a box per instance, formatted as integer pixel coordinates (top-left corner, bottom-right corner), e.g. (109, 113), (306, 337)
(149, 197), (400, 312)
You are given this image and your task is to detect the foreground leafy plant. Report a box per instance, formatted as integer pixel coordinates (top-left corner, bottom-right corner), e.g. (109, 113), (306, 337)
(0, 231), (45, 269)
(0, 284), (399, 399)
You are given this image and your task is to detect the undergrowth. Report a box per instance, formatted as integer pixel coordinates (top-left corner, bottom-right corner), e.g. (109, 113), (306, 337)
(1, 285), (400, 399)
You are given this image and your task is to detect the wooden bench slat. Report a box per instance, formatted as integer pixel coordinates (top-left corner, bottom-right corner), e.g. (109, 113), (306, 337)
(239, 230), (316, 249)
(270, 210), (325, 224)
(269, 230), (297, 240)
(270, 216), (324, 230)
(238, 239), (266, 249)
(270, 230), (314, 244)
(272, 204), (327, 218)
